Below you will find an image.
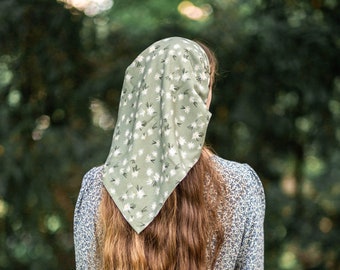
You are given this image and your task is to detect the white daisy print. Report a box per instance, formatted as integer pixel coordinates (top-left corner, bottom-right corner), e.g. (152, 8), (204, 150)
(192, 131), (201, 140)
(178, 137), (186, 145)
(146, 168), (153, 176)
(154, 73), (161, 80)
(147, 129), (153, 136)
(188, 142), (195, 149)
(146, 155), (154, 163)
(169, 146), (176, 157)
(123, 203), (131, 212)
(181, 151), (188, 159)
(136, 189), (145, 199)
(151, 202), (157, 210)
(147, 106), (155, 116)
(148, 45), (156, 52)
(135, 121), (143, 130)
(136, 55), (144, 62)
(182, 106), (190, 113)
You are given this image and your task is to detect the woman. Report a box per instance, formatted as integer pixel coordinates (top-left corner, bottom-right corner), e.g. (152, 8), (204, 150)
(74, 37), (265, 269)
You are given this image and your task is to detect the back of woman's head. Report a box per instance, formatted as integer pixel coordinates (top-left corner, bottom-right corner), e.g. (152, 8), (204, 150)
(97, 37), (226, 269)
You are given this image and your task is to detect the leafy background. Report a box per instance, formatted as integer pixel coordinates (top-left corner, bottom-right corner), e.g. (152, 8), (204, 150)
(0, 0), (339, 269)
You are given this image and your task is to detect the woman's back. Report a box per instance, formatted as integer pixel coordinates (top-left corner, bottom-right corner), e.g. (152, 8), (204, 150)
(74, 155), (265, 269)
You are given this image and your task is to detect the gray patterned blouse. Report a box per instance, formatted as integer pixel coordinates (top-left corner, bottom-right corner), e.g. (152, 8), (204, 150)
(74, 155), (265, 269)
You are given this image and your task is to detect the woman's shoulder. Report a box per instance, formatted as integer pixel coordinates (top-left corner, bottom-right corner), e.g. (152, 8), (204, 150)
(83, 165), (104, 182)
(212, 155), (258, 180)
(74, 165), (104, 269)
(211, 155), (265, 202)
(75, 165), (104, 214)
(79, 165), (104, 191)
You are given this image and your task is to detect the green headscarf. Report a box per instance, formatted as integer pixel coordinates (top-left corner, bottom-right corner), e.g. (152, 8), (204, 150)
(103, 37), (212, 233)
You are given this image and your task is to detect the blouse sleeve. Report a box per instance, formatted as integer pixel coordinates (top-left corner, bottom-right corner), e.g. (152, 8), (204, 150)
(235, 165), (265, 270)
(74, 166), (103, 270)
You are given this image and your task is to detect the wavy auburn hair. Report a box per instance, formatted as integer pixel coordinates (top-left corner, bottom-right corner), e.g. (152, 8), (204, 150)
(96, 42), (227, 269)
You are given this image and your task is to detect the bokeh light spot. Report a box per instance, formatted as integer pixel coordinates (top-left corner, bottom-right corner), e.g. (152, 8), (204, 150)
(178, 1), (212, 21)
(59, 0), (113, 16)
(45, 215), (61, 233)
(0, 199), (8, 218)
(319, 217), (333, 233)
(90, 99), (115, 130)
(32, 115), (51, 141)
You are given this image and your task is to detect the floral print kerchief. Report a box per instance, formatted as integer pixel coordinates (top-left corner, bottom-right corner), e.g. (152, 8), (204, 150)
(103, 37), (212, 233)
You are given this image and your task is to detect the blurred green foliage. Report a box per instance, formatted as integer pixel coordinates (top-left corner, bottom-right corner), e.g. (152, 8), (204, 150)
(0, 0), (339, 269)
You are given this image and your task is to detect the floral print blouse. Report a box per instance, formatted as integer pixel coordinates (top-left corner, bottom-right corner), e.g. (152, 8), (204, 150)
(74, 155), (265, 269)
